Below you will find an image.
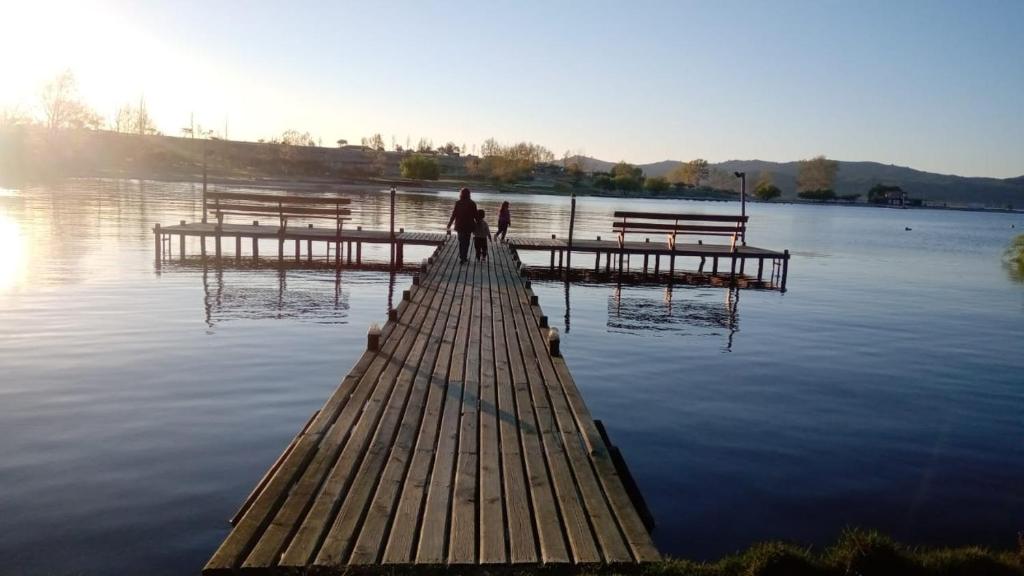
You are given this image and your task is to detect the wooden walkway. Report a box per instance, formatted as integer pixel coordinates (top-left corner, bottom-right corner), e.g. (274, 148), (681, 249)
(204, 240), (659, 574)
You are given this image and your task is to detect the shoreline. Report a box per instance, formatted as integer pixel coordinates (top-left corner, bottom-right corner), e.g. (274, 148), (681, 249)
(65, 169), (1024, 216)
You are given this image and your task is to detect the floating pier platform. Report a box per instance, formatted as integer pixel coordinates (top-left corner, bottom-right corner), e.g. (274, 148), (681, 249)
(203, 239), (660, 574)
(510, 236), (790, 291)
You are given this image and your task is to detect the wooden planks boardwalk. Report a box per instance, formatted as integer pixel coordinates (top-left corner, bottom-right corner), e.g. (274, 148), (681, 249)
(204, 239), (659, 574)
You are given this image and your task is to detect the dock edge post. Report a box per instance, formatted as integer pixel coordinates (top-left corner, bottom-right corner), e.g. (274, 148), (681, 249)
(367, 323), (381, 351)
(548, 327), (560, 356)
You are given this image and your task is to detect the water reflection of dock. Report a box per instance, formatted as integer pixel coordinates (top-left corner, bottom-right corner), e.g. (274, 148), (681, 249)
(608, 286), (740, 350)
(199, 266), (356, 326)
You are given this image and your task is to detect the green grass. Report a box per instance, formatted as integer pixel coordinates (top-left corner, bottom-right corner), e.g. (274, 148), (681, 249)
(619, 529), (1023, 576)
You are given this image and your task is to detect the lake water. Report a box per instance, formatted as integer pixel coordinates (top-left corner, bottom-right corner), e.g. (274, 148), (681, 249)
(1, 179), (1022, 575)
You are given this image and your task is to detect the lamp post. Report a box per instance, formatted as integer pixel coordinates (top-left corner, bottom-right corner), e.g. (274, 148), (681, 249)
(734, 171), (746, 245)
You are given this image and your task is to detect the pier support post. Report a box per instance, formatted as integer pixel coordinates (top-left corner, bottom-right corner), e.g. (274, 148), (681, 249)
(757, 258), (764, 281)
(566, 194), (576, 270)
(389, 186), (396, 268)
(781, 250), (789, 292)
(252, 221), (259, 263)
(295, 239), (300, 262)
(356, 242), (362, 264)
(200, 235), (206, 260)
(235, 236), (241, 263)
(712, 257), (719, 275)
(179, 221), (186, 259)
(154, 223), (162, 263)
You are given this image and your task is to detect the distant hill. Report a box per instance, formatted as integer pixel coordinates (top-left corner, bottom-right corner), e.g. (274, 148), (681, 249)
(564, 155), (1024, 206)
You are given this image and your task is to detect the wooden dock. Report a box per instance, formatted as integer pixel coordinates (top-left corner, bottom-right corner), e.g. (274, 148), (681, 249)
(510, 236), (790, 290)
(203, 239), (660, 574)
(154, 221), (447, 267)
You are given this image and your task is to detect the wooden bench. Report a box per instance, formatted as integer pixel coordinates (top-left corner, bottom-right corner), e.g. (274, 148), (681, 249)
(613, 211), (748, 251)
(205, 191), (351, 233)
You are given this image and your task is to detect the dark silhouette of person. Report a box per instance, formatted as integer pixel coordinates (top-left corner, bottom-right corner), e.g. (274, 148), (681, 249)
(497, 201), (511, 242)
(447, 187), (478, 263)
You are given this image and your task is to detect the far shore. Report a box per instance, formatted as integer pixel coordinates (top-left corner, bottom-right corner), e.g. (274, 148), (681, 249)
(70, 169), (1024, 216)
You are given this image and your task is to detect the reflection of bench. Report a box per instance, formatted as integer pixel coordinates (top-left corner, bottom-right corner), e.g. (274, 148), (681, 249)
(613, 211), (748, 250)
(206, 191), (351, 232)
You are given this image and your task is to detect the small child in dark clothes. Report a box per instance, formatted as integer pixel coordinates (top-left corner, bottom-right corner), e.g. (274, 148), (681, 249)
(473, 209), (491, 260)
(497, 201), (511, 242)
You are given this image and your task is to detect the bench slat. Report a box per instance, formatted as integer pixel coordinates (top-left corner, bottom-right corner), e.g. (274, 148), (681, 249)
(612, 222), (743, 234)
(612, 211), (747, 223)
(207, 203), (352, 217)
(207, 191), (352, 205)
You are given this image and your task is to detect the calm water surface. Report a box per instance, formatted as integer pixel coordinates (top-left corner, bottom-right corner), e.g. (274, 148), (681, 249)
(1, 179), (1022, 575)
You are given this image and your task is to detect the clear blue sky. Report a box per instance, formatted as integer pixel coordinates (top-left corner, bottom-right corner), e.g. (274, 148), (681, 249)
(3, 0), (1022, 177)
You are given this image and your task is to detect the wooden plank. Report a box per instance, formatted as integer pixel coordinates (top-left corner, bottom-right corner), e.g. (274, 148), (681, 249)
(382, 249), (473, 564)
(312, 243), (464, 567)
(612, 211), (747, 222)
(208, 190), (353, 204)
(205, 290), (415, 572)
(269, 244), (456, 568)
(448, 258), (483, 564)
(347, 245), (469, 565)
(478, 245), (507, 564)
(505, 267), (632, 563)
(511, 257), (660, 563)
(491, 243), (540, 564)
(247, 247), (448, 565)
(612, 222), (743, 234)
(494, 244), (571, 564)
(209, 203), (352, 217)
(415, 252), (476, 563)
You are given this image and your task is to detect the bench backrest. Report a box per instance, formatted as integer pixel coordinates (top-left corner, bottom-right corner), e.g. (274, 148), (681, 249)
(612, 211), (748, 246)
(205, 191), (352, 230)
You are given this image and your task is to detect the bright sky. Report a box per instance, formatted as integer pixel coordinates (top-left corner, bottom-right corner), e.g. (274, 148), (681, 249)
(2, 0), (1022, 178)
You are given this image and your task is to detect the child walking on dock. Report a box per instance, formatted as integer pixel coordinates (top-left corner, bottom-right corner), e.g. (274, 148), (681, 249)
(474, 209), (491, 261)
(497, 201), (511, 242)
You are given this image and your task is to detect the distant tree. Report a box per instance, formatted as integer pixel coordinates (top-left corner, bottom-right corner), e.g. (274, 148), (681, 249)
(868, 183), (902, 204)
(361, 133), (385, 151)
(336, 138), (348, 147)
(611, 161), (643, 180)
(40, 70), (102, 130)
(837, 193), (861, 202)
(438, 141), (460, 155)
(797, 155), (839, 192)
(754, 182), (782, 201)
(1, 106), (32, 128)
(644, 176), (670, 193)
(668, 158), (710, 187)
(613, 174), (642, 191)
(754, 173), (781, 200)
(416, 137), (433, 153)
(707, 168), (738, 192)
(112, 98), (158, 135)
(281, 130), (315, 146)
(593, 174), (615, 190)
(400, 154), (440, 180)
(797, 189), (837, 201)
